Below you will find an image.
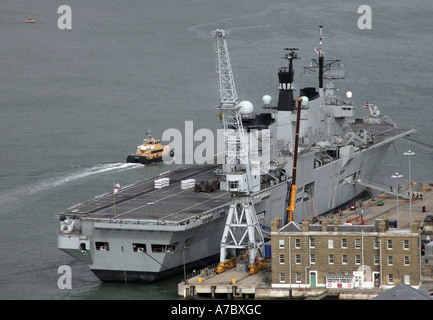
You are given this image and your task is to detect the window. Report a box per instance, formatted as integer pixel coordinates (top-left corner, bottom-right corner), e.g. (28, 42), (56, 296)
(374, 255), (380, 265)
(328, 254), (334, 264)
(95, 241), (110, 251)
(279, 254), (285, 264)
(296, 273), (302, 283)
(388, 274), (394, 284)
(328, 239), (334, 249)
(132, 243), (147, 253)
(388, 256), (393, 266)
(280, 273), (286, 283)
(229, 181), (239, 189)
(373, 239), (379, 249)
(341, 239), (347, 249)
(355, 255), (361, 265)
(295, 238), (301, 249)
(404, 256), (410, 266)
(295, 255), (301, 264)
(279, 239), (285, 249)
(310, 254), (316, 264)
(309, 238), (315, 248)
(355, 239), (361, 249)
(151, 149), (164, 154)
(387, 240), (393, 250)
(342, 255), (348, 264)
(403, 240), (409, 250)
(404, 275), (410, 285)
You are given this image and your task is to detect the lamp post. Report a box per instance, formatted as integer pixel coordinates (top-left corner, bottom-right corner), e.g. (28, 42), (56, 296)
(404, 150), (415, 224)
(391, 172), (403, 228)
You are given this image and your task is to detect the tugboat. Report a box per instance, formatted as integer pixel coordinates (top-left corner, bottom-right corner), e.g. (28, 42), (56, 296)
(126, 131), (174, 165)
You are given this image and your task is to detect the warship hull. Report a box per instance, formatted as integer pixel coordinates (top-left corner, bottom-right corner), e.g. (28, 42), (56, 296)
(57, 133), (408, 282)
(56, 29), (416, 282)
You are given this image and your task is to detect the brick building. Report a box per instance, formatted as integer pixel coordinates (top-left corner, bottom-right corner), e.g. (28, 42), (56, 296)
(271, 216), (422, 290)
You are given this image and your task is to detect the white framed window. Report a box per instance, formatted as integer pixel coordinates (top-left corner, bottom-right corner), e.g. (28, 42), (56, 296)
(388, 256), (393, 266)
(341, 239), (347, 249)
(355, 239), (361, 249)
(328, 239), (334, 249)
(295, 238), (301, 249)
(280, 273), (285, 283)
(355, 255), (361, 265)
(309, 238), (315, 248)
(388, 274), (394, 284)
(404, 256), (410, 266)
(279, 254), (285, 264)
(310, 254), (316, 264)
(342, 255), (348, 265)
(328, 254), (334, 264)
(279, 239), (285, 249)
(387, 240), (393, 250)
(403, 240), (409, 250)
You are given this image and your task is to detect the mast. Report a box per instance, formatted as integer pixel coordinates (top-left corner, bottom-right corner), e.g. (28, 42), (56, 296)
(318, 25), (324, 89)
(277, 48), (299, 111)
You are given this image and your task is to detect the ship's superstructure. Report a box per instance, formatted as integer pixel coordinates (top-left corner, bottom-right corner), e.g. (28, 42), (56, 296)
(56, 28), (415, 282)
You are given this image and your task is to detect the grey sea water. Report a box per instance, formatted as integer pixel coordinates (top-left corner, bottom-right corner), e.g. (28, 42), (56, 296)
(1, 0), (432, 299)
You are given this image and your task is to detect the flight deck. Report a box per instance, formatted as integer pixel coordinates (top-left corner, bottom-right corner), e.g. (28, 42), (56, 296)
(62, 163), (231, 223)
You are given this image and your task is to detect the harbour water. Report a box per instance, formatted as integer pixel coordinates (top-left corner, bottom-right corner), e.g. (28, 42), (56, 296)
(1, 0), (432, 299)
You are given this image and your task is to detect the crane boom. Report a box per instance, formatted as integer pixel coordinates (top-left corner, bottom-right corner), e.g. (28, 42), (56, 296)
(213, 29), (249, 183)
(213, 29), (265, 274)
(214, 29), (238, 108)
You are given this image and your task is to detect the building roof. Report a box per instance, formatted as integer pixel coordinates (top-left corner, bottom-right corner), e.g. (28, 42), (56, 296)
(279, 221), (302, 232)
(372, 283), (432, 300)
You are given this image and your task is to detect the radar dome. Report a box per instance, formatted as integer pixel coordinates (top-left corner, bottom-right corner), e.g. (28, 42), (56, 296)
(262, 95), (272, 106)
(239, 101), (254, 115)
(346, 91), (352, 98)
(300, 96), (309, 106)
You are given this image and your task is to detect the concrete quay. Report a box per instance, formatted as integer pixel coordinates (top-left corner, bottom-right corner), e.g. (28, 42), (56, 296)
(178, 265), (265, 299)
(337, 182), (433, 228)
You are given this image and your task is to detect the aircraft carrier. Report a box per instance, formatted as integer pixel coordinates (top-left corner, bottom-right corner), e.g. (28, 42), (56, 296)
(56, 28), (415, 282)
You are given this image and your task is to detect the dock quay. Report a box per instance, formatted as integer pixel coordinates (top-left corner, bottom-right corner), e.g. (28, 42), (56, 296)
(178, 183), (433, 300)
(178, 264), (266, 299)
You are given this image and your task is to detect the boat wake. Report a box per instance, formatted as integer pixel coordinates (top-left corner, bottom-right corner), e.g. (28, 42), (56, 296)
(0, 163), (140, 205)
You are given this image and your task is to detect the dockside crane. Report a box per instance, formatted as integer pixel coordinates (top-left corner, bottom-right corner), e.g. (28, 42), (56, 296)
(213, 29), (265, 274)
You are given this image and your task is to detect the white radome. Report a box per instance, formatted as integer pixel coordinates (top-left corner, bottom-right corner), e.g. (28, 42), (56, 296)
(239, 101), (254, 115)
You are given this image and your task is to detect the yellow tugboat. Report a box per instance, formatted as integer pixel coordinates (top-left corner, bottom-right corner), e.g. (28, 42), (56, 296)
(126, 131), (174, 165)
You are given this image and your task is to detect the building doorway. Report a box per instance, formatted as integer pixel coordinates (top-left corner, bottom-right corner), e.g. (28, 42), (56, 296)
(310, 271), (317, 287)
